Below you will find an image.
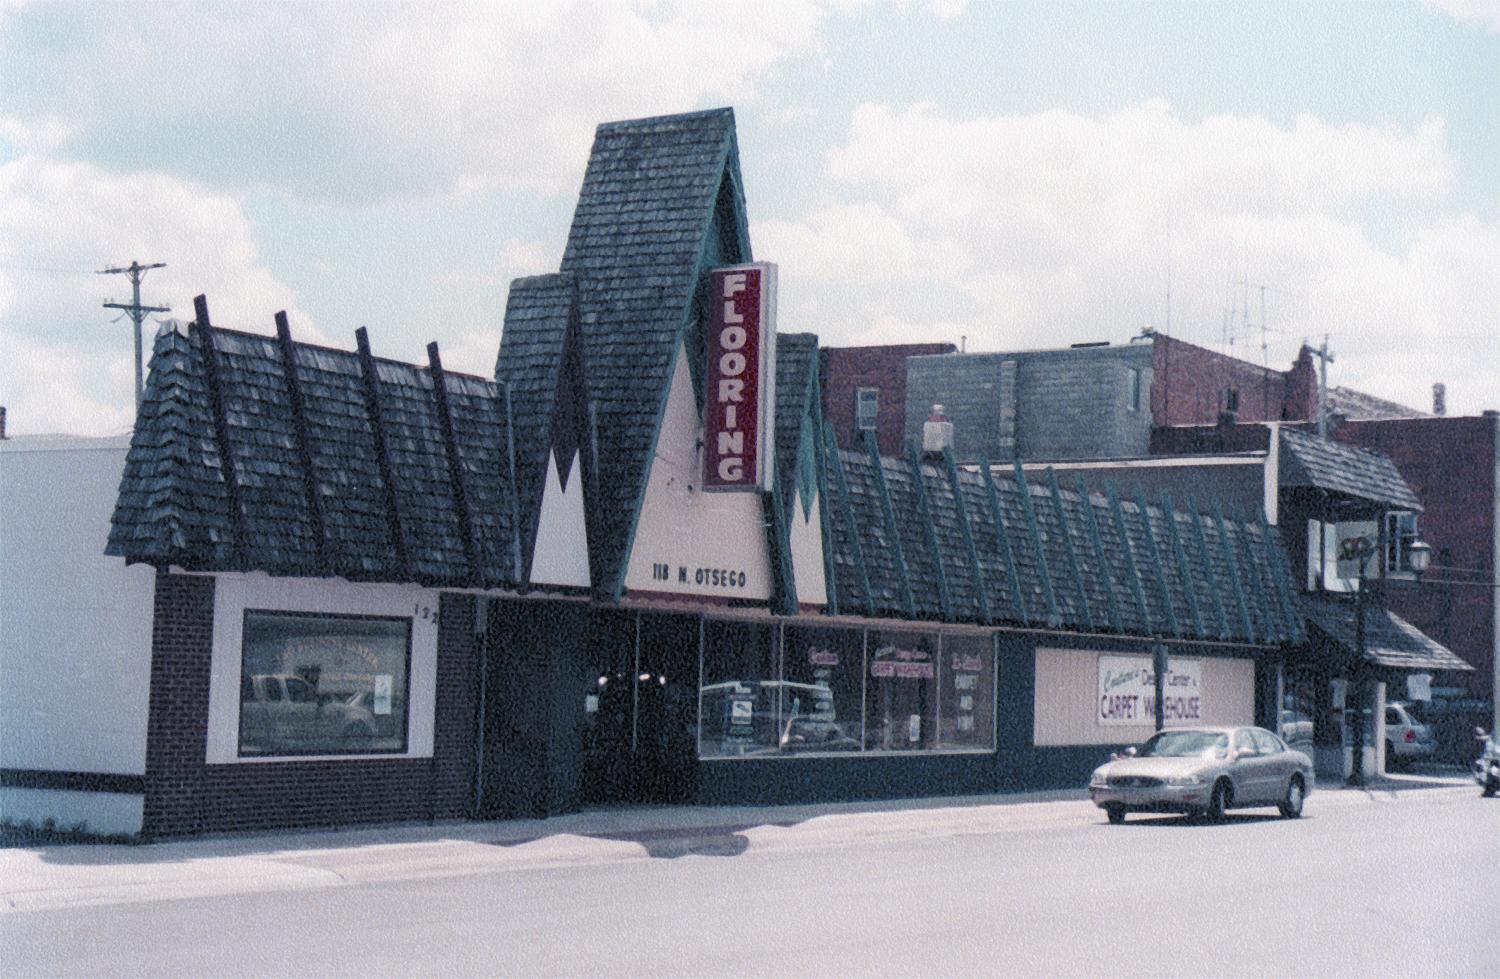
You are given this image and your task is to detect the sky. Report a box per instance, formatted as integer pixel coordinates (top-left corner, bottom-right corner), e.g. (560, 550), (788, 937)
(2, 0), (1497, 436)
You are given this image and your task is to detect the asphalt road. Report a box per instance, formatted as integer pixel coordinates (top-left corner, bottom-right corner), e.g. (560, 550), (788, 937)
(4, 789), (1497, 978)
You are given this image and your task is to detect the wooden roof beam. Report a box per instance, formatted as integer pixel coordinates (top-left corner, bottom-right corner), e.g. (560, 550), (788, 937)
(274, 310), (332, 577)
(355, 327), (411, 580)
(191, 295), (248, 570)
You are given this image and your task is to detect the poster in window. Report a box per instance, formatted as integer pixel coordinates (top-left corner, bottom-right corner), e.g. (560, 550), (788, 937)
(779, 625), (864, 754)
(938, 634), (995, 750)
(864, 630), (938, 751)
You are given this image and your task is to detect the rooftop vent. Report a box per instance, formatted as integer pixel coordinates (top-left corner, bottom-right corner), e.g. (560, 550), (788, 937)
(923, 404), (953, 455)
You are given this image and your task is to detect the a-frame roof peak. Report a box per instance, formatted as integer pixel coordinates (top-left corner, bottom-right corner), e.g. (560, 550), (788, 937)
(552, 104), (750, 598)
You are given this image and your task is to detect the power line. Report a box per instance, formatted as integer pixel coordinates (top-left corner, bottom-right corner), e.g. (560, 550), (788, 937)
(98, 261), (170, 411)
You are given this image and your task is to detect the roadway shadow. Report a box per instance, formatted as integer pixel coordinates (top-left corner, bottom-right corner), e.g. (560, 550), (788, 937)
(1101, 811), (1291, 829)
(482, 822), (786, 859)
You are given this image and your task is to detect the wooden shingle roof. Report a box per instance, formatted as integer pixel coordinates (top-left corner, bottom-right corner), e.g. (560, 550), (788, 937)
(528, 107), (749, 595)
(1280, 427), (1421, 511)
(107, 309), (521, 588)
(822, 441), (1305, 646)
(1304, 595), (1471, 671)
(773, 332), (820, 503)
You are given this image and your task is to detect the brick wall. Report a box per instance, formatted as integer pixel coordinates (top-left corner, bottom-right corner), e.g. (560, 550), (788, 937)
(141, 574), (480, 838)
(1151, 333), (1318, 426)
(821, 343), (955, 456)
(141, 573), (215, 838)
(1334, 415), (1497, 702)
(1152, 416), (1497, 706)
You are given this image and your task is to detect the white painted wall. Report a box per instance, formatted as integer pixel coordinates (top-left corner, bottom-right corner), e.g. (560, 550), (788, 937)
(204, 574), (442, 764)
(0, 435), (155, 835)
(788, 484), (827, 607)
(624, 341), (773, 600)
(1033, 646), (1255, 746)
(530, 448), (591, 588)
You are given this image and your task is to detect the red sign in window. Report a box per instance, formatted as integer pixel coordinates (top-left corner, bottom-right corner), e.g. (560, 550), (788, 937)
(704, 264), (776, 491)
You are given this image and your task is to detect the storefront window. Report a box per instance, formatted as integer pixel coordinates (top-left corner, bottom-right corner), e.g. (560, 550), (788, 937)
(238, 610), (411, 757)
(698, 620), (781, 758)
(780, 626), (864, 753)
(697, 622), (996, 759)
(864, 629), (939, 751)
(1280, 671), (1316, 753)
(938, 634), (995, 750)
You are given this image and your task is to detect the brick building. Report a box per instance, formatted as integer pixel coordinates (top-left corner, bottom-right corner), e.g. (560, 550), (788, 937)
(820, 343), (955, 457)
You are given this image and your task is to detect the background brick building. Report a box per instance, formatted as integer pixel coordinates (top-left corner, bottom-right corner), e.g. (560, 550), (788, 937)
(820, 343), (954, 456)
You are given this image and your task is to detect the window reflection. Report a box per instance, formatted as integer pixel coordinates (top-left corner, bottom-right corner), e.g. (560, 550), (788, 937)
(238, 610), (411, 757)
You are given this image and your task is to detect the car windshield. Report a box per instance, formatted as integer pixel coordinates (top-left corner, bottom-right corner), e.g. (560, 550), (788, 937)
(1137, 730), (1229, 758)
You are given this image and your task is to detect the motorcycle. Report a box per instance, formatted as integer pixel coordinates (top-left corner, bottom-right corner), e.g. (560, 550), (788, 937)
(1476, 727), (1500, 798)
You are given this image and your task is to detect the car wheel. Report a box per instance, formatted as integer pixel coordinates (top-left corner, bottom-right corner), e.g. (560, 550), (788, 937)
(1484, 775), (1498, 799)
(1105, 805), (1126, 825)
(1206, 780), (1230, 823)
(1278, 776), (1305, 819)
(1385, 741), (1400, 771)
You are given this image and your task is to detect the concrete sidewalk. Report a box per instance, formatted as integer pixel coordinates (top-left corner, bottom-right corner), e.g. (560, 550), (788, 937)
(0, 775), (1474, 915)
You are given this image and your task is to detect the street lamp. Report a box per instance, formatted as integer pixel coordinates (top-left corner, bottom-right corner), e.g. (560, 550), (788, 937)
(1407, 539), (1433, 575)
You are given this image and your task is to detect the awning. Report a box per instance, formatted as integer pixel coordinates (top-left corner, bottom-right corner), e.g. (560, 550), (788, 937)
(1303, 595), (1472, 672)
(1279, 428), (1421, 512)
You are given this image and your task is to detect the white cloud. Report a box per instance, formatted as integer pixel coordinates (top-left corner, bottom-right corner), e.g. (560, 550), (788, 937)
(758, 102), (1500, 414)
(1426, 0), (1500, 33)
(0, 156), (313, 434)
(0, 327), (136, 437)
(0, 1), (838, 204)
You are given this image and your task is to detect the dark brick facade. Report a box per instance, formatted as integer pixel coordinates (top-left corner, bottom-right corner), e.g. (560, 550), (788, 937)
(821, 343), (954, 456)
(140, 574), (480, 838)
(1151, 333), (1318, 426)
(1154, 416), (1498, 707)
(1333, 415), (1498, 702)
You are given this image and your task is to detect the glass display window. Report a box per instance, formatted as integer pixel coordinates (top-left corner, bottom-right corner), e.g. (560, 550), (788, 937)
(698, 619), (781, 758)
(864, 629), (940, 751)
(938, 633), (995, 750)
(238, 610), (411, 757)
(779, 625), (865, 754)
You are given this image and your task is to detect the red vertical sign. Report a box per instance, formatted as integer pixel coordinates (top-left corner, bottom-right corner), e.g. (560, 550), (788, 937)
(704, 264), (775, 491)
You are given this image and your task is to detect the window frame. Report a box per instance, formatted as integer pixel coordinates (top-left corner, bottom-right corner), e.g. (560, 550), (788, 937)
(236, 607), (415, 759)
(697, 623), (997, 760)
(1126, 367), (1142, 412)
(855, 386), (880, 432)
(1384, 511), (1419, 575)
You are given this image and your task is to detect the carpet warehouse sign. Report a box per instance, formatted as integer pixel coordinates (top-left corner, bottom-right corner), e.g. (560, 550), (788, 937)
(704, 263), (776, 492)
(1097, 654), (1202, 726)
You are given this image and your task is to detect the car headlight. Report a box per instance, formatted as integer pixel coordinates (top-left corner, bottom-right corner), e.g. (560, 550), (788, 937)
(1163, 774), (1207, 787)
(1089, 769), (1108, 787)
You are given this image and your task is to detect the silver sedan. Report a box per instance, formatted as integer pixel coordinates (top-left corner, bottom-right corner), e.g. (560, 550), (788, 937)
(1088, 726), (1314, 824)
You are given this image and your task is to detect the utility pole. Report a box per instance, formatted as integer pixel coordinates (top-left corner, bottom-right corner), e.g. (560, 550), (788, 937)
(1312, 335), (1334, 439)
(99, 261), (170, 411)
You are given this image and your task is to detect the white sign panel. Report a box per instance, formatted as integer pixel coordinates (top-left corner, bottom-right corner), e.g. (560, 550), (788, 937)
(1097, 654), (1202, 726)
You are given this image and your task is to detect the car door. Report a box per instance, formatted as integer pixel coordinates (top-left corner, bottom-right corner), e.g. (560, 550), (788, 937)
(1252, 728), (1293, 800)
(1230, 728), (1265, 802)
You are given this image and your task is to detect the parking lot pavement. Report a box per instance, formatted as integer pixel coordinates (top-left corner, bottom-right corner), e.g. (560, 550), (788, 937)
(0, 779), (1476, 914)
